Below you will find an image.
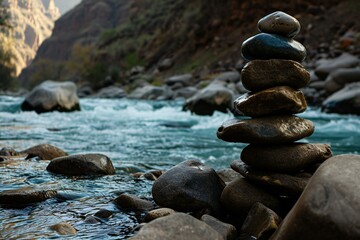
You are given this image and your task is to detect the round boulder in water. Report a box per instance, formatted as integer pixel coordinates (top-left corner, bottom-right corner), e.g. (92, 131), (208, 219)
(241, 33), (306, 62)
(258, 11), (300, 38)
(152, 160), (225, 216)
(21, 144), (68, 160)
(0, 187), (57, 205)
(46, 154), (115, 176)
(241, 143), (332, 172)
(241, 59), (310, 91)
(217, 115), (314, 144)
(234, 86), (307, 117)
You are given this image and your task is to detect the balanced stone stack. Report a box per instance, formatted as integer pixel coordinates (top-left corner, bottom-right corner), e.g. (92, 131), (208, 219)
(218, 12), (332, 209)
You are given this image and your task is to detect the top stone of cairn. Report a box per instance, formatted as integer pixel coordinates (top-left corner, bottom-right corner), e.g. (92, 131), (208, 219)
(258, 11), (300, 38)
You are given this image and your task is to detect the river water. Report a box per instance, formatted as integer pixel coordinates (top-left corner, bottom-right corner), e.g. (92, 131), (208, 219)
(0, 96), (359, 239)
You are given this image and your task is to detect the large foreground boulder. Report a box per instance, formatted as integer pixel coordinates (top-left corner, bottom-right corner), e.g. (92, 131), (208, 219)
(270, 154), (360, 240)
(322, 82), (360, 115)
(152, 160), (225, 216)
(21, 81), (80, 114)
(46, 154), (115, 176)
(129, 213), (223, 240)
(183, 82), (234, 116)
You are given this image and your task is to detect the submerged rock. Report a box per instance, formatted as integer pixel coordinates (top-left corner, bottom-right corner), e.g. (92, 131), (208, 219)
(129, 213), (223, 240)
(270, 155), (360, 240)
(114, 193), (154, 211)
(21, 80), (80, 114)
(217, 115), (314, 144)
(241, 33), (306, 62)
(46, 154), (115, 176)
(234, 86), (307, 117)
(21, 144), (68, 160)
(221, 177), (280, 217)
(241, 143), (332, 172)
(231, 160), (310, 196)
(258, 11), (300, 38)
(50, 222), (77, 235)
(241, 59), (310, 91)
(0, 187), (57, 205)
(152, 160), (225, 216)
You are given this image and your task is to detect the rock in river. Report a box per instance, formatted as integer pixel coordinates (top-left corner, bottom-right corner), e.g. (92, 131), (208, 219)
(152, 160), (225, 216)
(0, 187), (57, 205)
(234, 86), (307, 117)
(270, 155), (360, 240)
(21, 80), (80, 114)
(241, 59), (310, 91)
(129, 213), (223, 240)
(50, 222), (77, 235)
(114, 193), (154, 211)
(47, 154), (115, 176)
(241, 33), (306, 62)
(258, 11), (300, 38)
(21, 144), (68, 160)
(221, 177), (280, 217)
(217, 115), (314, 144)
(241, 143), (332, 172)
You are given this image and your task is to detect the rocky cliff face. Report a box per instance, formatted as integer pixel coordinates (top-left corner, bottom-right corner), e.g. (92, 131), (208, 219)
(0, 0), (60, 75)
(19, 0), (359, 88)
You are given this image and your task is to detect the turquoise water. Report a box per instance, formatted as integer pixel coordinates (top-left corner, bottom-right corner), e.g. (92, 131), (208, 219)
(0, 96), (359, 239)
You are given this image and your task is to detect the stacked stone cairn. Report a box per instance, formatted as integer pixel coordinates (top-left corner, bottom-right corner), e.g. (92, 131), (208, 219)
(217, 11), (333, 225)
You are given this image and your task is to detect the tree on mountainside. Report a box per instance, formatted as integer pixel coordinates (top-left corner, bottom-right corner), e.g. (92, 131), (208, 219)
(0, 0), (16, 90)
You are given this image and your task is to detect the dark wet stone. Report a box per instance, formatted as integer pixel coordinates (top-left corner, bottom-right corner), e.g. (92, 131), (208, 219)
(221, 177), (280, 218)
(152, 160), (225, 216)
(129, 213), (223, 240)
(217, 115), (314, 144)
(201, 214), (237, 240)
(94, 209), (113, 219)
(0, 187), (57, 205)
(50, 222), (77, 235)
(143, 208), (176, 222)
(241, 33), (306, 62)
(240, 202), (282, 240)
(21, 144), (68, 160)
(84, 215), (99, 224)
(234, 86), (307, 117)
(231, 160), (310, 196)
(46, 153), (115, 176)
(216, 168), (239, 184)
(241, 143), (332, 172)
(322, 82), (360, 115)
(270, 155), (360, 240)
(0, 147), (18, 157)
(241, 59), (310, 91)
(114, 193), (154, 211)
(258, 11), (300, 38)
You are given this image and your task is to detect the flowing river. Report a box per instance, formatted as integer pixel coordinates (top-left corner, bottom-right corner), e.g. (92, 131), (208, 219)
(0, 96), (359, 239)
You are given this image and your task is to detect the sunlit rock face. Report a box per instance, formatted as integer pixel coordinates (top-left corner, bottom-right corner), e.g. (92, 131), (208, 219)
(0, 0), (60, 75)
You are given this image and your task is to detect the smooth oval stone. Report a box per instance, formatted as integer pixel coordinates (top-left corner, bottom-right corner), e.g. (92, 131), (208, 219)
(46, 153), (115, 176)
(234, 86), (307, 117)
(114, 193), (154, 211)
(241, 59), (310, 91)
(21, 144), (68, 160)
(143, 208), (176, 222)
(0, 187), (57, 205)
(50, 222), (77, 235)
(217, 115), (314, 144)
(221, 177), (280, 217)
(258, 11), (300, 38)
(241, 33), (306, 62)
(241, 143), (332, 172)
(231, 160), (310, 196)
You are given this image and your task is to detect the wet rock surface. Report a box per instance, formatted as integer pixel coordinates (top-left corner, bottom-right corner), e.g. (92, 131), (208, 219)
(0, 187), (57, 205)
(21, 144), (68, 160)
(114, 193), (154, 211)
(258, 11), (300, 38)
